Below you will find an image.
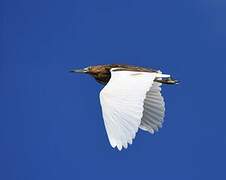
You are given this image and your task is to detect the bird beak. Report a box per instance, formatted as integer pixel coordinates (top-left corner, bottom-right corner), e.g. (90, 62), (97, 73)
(69, 69), (88, 73)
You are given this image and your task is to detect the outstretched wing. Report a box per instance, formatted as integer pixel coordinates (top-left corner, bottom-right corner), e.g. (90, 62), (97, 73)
(139, 82), (165, 133)
(99, 68), (165, 150)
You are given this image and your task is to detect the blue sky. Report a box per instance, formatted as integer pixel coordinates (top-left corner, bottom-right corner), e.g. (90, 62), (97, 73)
(1, 0), (226, 179)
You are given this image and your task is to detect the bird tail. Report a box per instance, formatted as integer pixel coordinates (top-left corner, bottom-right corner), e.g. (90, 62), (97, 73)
(154, 72), (179, 85)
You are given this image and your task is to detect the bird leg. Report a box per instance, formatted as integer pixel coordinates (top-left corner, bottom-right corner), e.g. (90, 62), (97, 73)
(154, 77), (179, 85)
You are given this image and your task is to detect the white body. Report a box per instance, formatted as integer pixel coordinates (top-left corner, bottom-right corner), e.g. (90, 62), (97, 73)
(99, 68), (170, 150)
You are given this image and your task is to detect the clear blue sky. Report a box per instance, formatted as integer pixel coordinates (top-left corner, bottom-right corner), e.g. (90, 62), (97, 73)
(1, 0), (226, 179)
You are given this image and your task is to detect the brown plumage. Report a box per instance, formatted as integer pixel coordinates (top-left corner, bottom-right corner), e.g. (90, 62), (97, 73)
(70, 64), (178, 85)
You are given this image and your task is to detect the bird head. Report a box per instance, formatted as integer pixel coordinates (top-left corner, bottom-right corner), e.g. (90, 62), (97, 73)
(70, 65), (111, 84)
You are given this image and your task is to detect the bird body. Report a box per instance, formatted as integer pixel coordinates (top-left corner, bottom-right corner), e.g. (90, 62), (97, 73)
(70, 64), (178, 150)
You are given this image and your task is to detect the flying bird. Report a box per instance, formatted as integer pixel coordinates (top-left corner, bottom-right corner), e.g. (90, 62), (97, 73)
(70, 64), (178, 150)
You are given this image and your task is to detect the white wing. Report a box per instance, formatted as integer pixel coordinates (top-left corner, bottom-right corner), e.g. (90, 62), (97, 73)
(139, 82), (165, 133)
(99, 68), (169, 150)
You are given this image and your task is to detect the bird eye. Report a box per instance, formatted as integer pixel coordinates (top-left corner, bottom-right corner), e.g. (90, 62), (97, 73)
(84, 67), (90, 71)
